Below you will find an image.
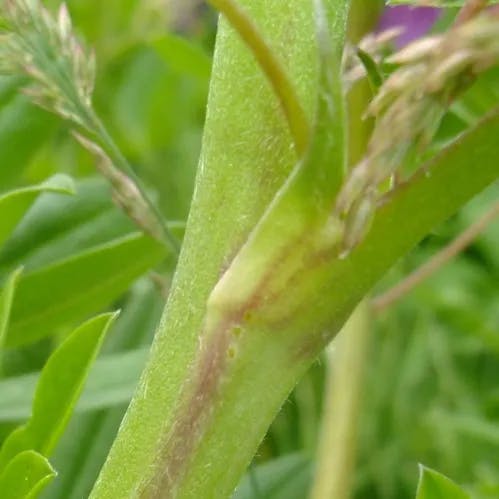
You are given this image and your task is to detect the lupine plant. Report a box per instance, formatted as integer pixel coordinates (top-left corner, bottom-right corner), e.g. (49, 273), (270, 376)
(0, 0), (498, 498)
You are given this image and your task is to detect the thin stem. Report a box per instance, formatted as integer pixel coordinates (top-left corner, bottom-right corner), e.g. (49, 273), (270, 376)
(207, 0), (311, 156)
(309, 302), (371, 499)
(372, 200), (499, 313)
(86, 111), (181, 255)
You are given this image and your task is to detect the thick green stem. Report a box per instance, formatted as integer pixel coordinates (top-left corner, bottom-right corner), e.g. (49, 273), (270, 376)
(91, 1), (319, 497)
(91, 0), (499, 495)
(207, 0), (311, 156)
(93, 105), (499, 498)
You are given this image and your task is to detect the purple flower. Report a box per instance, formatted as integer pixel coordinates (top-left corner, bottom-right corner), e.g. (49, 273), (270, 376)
(378, 6), (441, 47)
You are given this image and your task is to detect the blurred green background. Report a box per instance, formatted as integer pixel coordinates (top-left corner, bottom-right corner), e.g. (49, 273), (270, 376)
(0, 1), (497, 498)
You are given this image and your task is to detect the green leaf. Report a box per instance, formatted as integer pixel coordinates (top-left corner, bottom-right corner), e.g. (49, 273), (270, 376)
(41, 279), (163, 499)
(356, 48), (384, 92)
(0, 267), (22, 355)
(0, 177), (185, 277)
(234, 454), (311, 499)
(0, 347), (148, 421)
(0, 86), (58, 187)
(416, 466), (470, 499)
(0, 450), (55, 499)
(3, 233), (166, 348)
(149, 34), (212, 83)
(44, 408), (126, 499)
(0, 280), (162, 422)
(0, 177), (136, 276)
(297, 0), (348, 203)
(430, 410), (499, 446)
(0, 313), (118, 469)
(0, 174), (75, 248)
(453, 68), (499, 128)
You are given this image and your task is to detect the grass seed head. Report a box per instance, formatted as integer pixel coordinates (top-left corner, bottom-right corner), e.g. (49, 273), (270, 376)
(337, 10), (499, 255)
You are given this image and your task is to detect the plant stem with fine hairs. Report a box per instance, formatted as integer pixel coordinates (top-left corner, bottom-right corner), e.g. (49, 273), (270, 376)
(91, 3), (499, 497)
(207, 0), (311, 155)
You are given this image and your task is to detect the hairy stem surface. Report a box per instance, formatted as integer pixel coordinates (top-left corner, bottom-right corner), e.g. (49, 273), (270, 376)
(91, 2), (499, 497)
(91, 1), (319, 497)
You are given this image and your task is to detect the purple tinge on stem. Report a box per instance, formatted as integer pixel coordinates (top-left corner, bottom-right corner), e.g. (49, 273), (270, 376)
(378, 6), (441, 47)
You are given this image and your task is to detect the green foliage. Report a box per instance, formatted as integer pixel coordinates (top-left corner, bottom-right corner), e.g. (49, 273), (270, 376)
(90, 1), (499, 497)
(0, 0), (197, 491)
(0, 347), (147, 421)
(0, 450), (55, 499)
(416, 466), (469, 499)
(149, 34), (212, 84)
(0, 313), (117, 469)
(0, 1), (498, 498)
(5, 233), (164, 347)
(0, 175), (75, 247)
(41, 279), (162, 499)
(233, 454), (311, 499)
(0, 82), (58, 188)
(0, 178), (136, 275)
(0, 268), (21, 360)
(0, 176), (169, 350)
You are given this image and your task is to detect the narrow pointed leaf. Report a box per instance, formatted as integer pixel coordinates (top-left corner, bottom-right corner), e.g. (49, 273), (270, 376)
(0, 450), (55, 499)
(0, 174), (75, 247)
(0, 177), (184, 278)
(0, 347), (148, 421)
(357, 48), (384, 92)
(3, 233), (165, 347)
(416, 466), (470, 499)
(286, 0), (349, 209)
(0, 313), (118, 470)
(42, 281), (162, 499)
(0, 178), (135, 276)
